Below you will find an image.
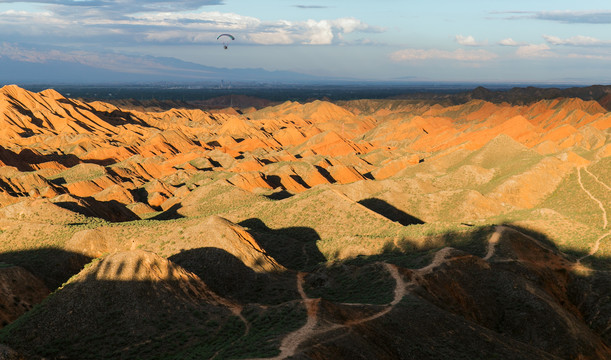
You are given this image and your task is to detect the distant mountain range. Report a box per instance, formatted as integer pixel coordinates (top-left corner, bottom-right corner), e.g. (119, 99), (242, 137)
(0, 47), (327, 85)
(391, 85), (611, 110)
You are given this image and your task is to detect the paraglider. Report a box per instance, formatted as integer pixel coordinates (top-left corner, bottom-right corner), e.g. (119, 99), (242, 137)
(217, 34), (235, 49)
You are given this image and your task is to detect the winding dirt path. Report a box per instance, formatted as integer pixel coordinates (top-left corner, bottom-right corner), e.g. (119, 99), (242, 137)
(578, 231), (611, 262)
(417, 247), (464, 274)
(344, 263), (407, 325)
(273, 273), (320, 359)
(264, 214), (605, 359)
(383, 263), (407, 307)
(262, 170), (610, 358)
(583, 167), (610, 191)
(577, 167), (608, 229)
(270, 263), (408, 359)
(577, 167), (609, 262)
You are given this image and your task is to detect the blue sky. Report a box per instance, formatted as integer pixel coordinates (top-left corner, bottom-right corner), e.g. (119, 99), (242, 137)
(1, 0), (611, 83)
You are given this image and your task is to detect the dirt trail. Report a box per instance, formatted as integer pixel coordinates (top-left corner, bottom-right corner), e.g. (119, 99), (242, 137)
(272, 272), (320, 360)
(577, 167), (608, 229)
(209, 293), (249, 333)
(578, 231), (611, 262)
(344, 263), (407, 325)
(383, 263), (407, 306)
(210, 303), (251, 360)
(577, 167), (609, 262)
(271, 263), (408, 359)
(583, 167), (610, 191)
(417, 247), (462, 275)
(484, 225), (505, 261)
(264, 216), (605, 360)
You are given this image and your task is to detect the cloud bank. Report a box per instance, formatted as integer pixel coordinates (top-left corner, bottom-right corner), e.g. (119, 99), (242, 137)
(533, 10), (611, 24)
(543, 35), (611, 46)
(131, 13), (383, 45)
(495, 10), (611, 24)
(0, 2), (382, 46)
(515, 44), (552, 58)
(0, 0), (224, 14)
(390, 48), (497, 62)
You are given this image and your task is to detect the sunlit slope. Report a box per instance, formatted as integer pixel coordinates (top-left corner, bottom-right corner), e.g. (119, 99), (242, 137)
(0, 85), (608, 218)
(0, 85), (610, 359)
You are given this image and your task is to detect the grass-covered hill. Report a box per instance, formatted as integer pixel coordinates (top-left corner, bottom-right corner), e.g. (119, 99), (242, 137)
(0, 84), (609, 359)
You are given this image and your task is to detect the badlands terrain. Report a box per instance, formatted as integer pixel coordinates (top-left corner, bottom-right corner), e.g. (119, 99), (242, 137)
(0, 84), (609, 359)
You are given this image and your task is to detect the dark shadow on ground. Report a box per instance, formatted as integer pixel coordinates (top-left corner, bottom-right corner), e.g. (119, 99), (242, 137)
(264, 189), (293, 200)
(0, 223), (610, 360)
(150, 203), (185, 220)
(0, 247), (92, 290)
(314, 165), (336, 183)
(239, 218), (326, 270)
(169, 247), (298, 304)
(71, 99), (150, 128)
(0, 146), (118, 172)
(263, 175), (283, 189)
(53, 197), (140, 222)
(358, 198), (425, 226)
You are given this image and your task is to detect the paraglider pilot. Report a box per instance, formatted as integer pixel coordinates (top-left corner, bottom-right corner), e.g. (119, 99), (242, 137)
(218, 34), (235, 50)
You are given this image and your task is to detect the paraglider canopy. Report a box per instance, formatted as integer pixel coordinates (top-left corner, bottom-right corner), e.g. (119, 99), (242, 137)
(217, 34), (235, 49)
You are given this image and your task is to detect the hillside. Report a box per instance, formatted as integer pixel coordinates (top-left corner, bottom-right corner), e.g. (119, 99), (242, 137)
(389, 84), (611, 110)
(0, 85), (610, 359)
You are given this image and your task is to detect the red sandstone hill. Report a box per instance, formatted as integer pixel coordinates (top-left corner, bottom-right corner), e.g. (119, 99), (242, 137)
(0, 85), (610, 359)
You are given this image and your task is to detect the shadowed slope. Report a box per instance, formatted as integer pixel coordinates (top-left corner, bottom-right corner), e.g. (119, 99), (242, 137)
(0, 85), (610, 359)
(0, 225), (610, 359)
(286, 226), (611, 360)
(0, 266), (49, 329)
(0, 250), (238, 359)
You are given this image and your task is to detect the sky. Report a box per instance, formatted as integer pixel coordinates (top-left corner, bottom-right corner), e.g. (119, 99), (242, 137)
(1, 0), (611, 83)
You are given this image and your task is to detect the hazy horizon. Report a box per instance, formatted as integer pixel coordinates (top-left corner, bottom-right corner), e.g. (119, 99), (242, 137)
(1, 1), (611, 84)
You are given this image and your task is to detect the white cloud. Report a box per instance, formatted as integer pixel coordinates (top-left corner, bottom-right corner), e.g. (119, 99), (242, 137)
(248, 31), (294, 45)
(543, 35), (611, 46)
(141, 30), (217, 43)
(390, 48), (498, 61)
(455, 35), (486, 46)
(332, 17), (378, 34)
(132, 14), (382, 45)
(515, 44), (553, 58)
(131, 11), (261, 30)
(0, 9), (65, 25)
(0, 7), (382, 46)
(302, 19), (333, 45)
(0, 9), (104, 39)
(498, 38), (523, 46)
(0, 0), (224, 15)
